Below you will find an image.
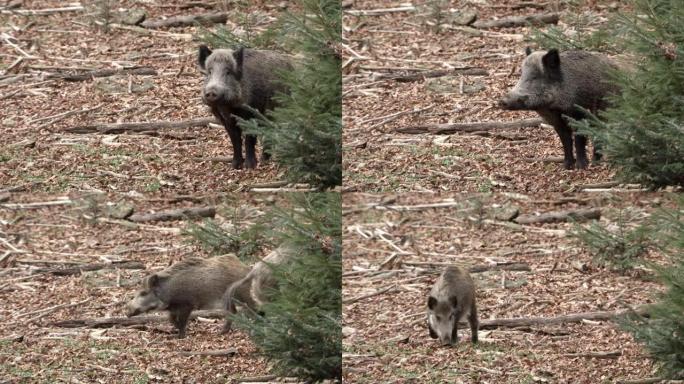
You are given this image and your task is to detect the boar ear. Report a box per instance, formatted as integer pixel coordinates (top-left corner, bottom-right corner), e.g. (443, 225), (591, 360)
(428, 296), (437, 310)
(145, 272), (168, 288)
(525, 46), (532, 56)
(198, 45), (212, 71)
(233, 47), (245, 80)
(542, 49), (561, 70)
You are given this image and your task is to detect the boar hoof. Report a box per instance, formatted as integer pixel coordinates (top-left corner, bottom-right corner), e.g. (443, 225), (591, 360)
(231, 158), (244, 170)
(245, 158), (257, 170)
(576, 159), (588, 170)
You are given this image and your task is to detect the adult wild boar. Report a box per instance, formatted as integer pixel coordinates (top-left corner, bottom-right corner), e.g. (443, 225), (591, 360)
(427, 266), (479, 346)
(499, 48), (621, 170)
(198, 45), (293, 169)
(126, 255), (255, 338)
(222, 244), (295, 332)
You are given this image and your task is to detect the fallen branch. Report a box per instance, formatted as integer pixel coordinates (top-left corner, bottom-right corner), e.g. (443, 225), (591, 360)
(52, 309), (226, 328)
(1, 5), (84, 15)
(63, 117), (216, 134)
(616, 378), (664, 384)
(24, 298), (91, 324)
(127, 206), (216, 223)
(564, 350), (622, 359)
(345, 6), (416, 16)
(468, 262), (531, 273)
(179, 348), (237, 357)
(395, 118), (543, 135)
(1, 199), (72, 209)
(140, 12), (228, 29)
(472, 12), (559, 29)
(479, 306), (647, 329)
(514, 208), (601, 225)
(51, 67), (157, 82)
(235, 376), (278, 383)
(376, 67), (488, 82)
(37, 261), (146, 276)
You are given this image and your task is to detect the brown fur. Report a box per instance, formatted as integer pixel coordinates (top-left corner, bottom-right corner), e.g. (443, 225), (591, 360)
(500, 49), (621, 170)
(222, 245), (295, 333)
(127, 254), (254, 338)
(427, 266), (478, 345)
(198, 46), (293, 170)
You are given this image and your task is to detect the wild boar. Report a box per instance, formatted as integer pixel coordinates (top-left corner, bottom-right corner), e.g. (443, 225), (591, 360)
(222, 244), (295, 333)
(499, 48), (621, 170)
(198, 45), (293, 170)
(126, 254), (255, 338)
(427, 266), (478, 345)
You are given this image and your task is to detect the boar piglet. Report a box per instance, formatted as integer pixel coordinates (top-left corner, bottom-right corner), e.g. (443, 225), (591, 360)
(126, 255), (254, 338)
(198, 45), (293, 170)
(427, 266), (478, 346)
(500, 48), (621, 170)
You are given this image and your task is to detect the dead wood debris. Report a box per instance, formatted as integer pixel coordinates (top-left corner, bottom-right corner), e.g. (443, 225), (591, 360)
(51, 67), (157, 82)
(51, 310), (226, 329)
(127, 206), (216, 223)
(179, 349), (237, 357)
(514, 208), (601, 225)
(472, 12), (559, 29)
(395, 118), (543, 135)
(479, 306), (647, 329)
(376, 67), (489, 82)
(140, 12), (228, 29)
(63, 117), (217, 134)
(36, 261), (146, 276)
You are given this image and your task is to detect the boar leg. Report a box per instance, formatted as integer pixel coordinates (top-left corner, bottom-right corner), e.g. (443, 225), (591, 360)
(592, 141), (603, 162)
(428, 321), (438, 339)
(225, 119), (245, 170)
(170, 305), (193, 339)
(575, 134), (589, 170)
(553, 122), (575, 170)
(450, 316), (459, 344)
(469, 303), (479, 344)
(244, 135), (258, 169)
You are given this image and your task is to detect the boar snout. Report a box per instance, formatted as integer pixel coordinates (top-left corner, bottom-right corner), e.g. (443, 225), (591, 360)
(440, 336), (455, 346)
(203, 87), (221, 103)
(498, 93), (528, 110)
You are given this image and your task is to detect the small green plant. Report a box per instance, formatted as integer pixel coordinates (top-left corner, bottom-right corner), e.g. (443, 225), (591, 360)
(620, 198), (683, 379)
(571, 211), (650, 270)
(183, 208), (268, 262)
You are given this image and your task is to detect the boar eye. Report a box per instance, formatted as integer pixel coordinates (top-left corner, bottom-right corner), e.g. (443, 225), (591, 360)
(436, 315), (442, 321)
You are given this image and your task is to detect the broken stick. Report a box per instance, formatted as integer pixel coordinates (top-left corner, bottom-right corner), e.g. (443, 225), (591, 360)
(395, 118), (543, 135)
(514, 208), (601, 225)
(53, 67), (157, 82)
(376, 67), (488, 82)
(127, 206), (216, 223)
(52, 309), (226, 328)
(179, 349), (237, 357)
(63, 117), (217, 134)
(140, 12), (229, 29)
(472, 12), (559, 29)
(479, 306), (647, 329)
(37, 261), (146, 276)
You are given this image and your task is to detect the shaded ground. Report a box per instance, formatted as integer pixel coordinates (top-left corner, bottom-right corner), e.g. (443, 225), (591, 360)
(1, 0), (294, 195)
(0, 192), (285, 383)
(342, 0), (621, 192)
(342, 192), (673, 383)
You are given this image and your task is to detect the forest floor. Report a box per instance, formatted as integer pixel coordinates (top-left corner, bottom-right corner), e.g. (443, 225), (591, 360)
(0, 0), (293, 195)
(342, 0), (622, 192)
(342, 191), (676, 383)
(0, 191), (284, 383)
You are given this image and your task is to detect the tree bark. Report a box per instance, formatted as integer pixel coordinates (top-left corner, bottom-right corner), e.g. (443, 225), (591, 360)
(377, 67), (488, 82)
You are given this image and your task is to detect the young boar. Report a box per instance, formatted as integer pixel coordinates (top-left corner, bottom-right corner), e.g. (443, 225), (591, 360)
(427, 266), (478, 346)
(126, 255), (255, 338)
(198, 45), (293, 170)
(499, 48), (621, 170)
(222, 245), (295, 332)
